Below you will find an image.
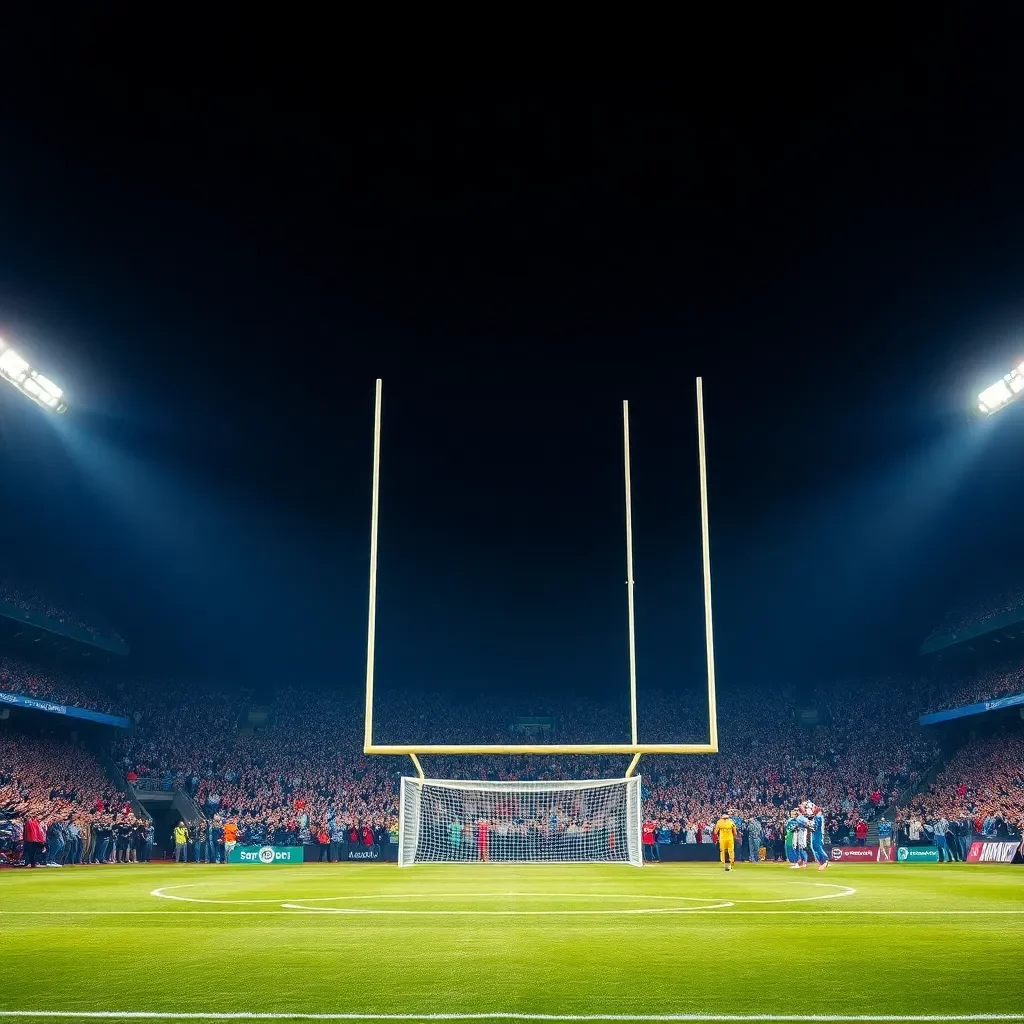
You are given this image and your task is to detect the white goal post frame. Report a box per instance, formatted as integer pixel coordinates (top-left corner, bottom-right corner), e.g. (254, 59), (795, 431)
(363, 378), (719, 778)
(397, 775), (644, 867)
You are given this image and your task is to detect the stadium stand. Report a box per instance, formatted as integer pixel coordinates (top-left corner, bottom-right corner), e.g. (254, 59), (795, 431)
(0, 728), (142, 865)
(3, 602), (1023, 864)
(922, 653), (1024, 713)
(903, 732), (1024, 836)
(0, 654), (126, 716)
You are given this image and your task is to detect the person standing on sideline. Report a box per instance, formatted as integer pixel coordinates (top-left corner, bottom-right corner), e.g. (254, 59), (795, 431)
(204, 816), (216, 865)
(65, 815), (81, 865)
(173, 821), (188, 863)
(82, 816), (95, 864)
(222, 817), (239, 862)
(933, 816), (952, 862)
(713, 812), (738, 871)
(22, 815), (45, 867)
(211, 816), (224, 864)
(330, 818), (346, 862)
(746, 817), (762, 863)
(317, 826), (331, 862)
(877, 818), (893, 859)
(642, 820), (658, 861)
(958, 813), (973, 861)
(191, 817), (205, 863)
(45, 818), (65, 867)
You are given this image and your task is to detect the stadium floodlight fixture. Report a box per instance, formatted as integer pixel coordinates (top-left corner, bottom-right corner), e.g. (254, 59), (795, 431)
(0, 336), (68, 414)
(977, 362), (1024, 415)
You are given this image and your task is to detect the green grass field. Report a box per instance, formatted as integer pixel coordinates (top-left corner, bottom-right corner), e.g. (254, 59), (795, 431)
(1, 862), (1022, 1023)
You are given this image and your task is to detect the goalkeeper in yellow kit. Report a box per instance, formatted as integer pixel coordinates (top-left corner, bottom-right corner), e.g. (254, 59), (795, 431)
(712, 813), (739, 871)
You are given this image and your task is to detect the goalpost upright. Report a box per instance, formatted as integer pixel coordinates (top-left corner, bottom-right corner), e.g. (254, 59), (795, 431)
(362, 378), (719, 774)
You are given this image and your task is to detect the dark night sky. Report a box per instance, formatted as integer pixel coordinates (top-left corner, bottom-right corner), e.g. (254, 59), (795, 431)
(1, 14), (1024, 714)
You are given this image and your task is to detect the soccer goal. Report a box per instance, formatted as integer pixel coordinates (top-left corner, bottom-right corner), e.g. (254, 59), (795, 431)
(399, 776), (643, 867)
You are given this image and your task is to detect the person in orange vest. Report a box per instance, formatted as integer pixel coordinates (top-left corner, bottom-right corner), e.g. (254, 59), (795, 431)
(222, 818), (239, 863)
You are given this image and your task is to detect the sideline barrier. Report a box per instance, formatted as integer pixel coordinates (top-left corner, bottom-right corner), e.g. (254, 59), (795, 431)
(301, 844), (399, 863)
(228, 845), (304, 864)
(830, 846), (888, 862)
(896, 846), (939, 862)
(654, 844), (722, 862)
(966, 839), (1023, 863)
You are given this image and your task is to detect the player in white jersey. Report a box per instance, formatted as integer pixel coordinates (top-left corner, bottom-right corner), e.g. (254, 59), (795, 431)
(805, 801), (829, 870)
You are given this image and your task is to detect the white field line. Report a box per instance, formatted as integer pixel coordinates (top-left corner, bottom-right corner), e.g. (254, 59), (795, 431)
(1, 1013), (1023, 1021)
(148, 882), (855, 914)
(3, 909), (1024, 916)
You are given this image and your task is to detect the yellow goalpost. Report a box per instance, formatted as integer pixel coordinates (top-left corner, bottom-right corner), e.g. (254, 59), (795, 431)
(362, 378), (719, 780)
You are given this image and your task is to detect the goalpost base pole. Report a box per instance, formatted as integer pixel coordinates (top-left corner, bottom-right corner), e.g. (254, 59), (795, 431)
(624, 752), (642, 778)
(408, 753), (425, 780)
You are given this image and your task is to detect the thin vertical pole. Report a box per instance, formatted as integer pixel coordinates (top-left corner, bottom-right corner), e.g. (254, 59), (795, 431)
(696, 377), (718, 751)
(364, 378), (383, 752)
(623, 400), (639, 746)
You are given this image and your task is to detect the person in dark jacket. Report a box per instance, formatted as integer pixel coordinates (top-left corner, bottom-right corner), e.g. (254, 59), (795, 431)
(45, 819), (65, 866)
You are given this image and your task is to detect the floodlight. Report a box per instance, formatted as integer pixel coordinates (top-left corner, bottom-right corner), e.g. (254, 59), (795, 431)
(0, 337), (68, 414)
(0, 347), (29, 379)
(977, 364), (1024, 415)
(36, 375), (62, 399)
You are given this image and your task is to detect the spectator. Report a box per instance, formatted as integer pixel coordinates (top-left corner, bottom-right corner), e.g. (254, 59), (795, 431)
(173, 821), (188, 862)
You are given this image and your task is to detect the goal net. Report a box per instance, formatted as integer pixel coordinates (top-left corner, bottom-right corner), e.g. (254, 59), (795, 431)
(398, 776), (643, 867)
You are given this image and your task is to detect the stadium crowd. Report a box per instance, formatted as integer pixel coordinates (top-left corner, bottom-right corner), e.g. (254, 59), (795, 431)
(3, 653), (1023, 865)
(902, 732), (1024, 843)
(0, 730), (150, 866)
(104, 674), (941, 853)
(923, 654), (1024, 714)
(0, 654), (126, 717)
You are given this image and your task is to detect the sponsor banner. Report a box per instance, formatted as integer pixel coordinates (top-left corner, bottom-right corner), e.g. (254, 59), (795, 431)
(346, 846), (380, 861)
(228, 844), (304, 865)
(300, 843), (399, 863)
(0, 689), (132, 729)
(897, 846), (940, 863)
(966, 840), (1022, 863)
(830, 846), (885, 862)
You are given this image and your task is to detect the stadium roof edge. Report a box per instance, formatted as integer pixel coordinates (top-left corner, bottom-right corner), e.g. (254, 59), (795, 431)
(920, 607), (1024, 655)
